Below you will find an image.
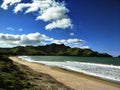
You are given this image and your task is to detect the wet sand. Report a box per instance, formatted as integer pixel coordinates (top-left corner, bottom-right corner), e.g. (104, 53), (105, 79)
(9, 57), (120, 90)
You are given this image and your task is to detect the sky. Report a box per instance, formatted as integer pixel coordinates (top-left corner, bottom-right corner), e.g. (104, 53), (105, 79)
(0, 0), (120, 56)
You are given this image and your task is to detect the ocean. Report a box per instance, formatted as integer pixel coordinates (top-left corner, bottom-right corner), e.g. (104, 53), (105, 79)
(18, 56), (120, 83)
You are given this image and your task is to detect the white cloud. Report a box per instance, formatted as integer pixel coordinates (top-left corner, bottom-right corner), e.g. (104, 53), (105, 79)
(0, 32), (53, 47)
(25, 0), (52, 13)
(51, 39), (89, 49)
(1, 0), (21, 10)
(46, 18), (72, 30)
(67, 39), (83, 44)
(36, 6), (68, 21)
(6, 27), (23, 32)
(0, 32), (89, 48)
(70, 33), (74, 36)
(14, 3), (31, 13)
(79, 46), (90, 49)
(1, 0), (72, 30)
(52, 39), (85, 47)
(0, 33), (20, 41)
(18, 28), (23, 31)
(6, 27), (15, 31)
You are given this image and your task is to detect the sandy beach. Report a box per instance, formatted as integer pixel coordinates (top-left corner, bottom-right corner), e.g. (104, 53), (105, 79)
(9, 57), (120, 90)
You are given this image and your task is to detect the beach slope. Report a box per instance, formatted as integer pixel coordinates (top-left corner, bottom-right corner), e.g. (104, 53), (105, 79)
(9, 57), (120, 90)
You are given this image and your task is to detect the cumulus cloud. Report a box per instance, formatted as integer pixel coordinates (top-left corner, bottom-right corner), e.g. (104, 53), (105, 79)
(1, 0), (21, 10)
(0, 32), (53, 47)
(1, 0), (72, 30)
(51, 39), (89, 49)
(0, 32), (88, 48)
(14, 3), (31, 13)
(51, 38), (85, 47)
(46, 18), (72, 30)
(36, 6), (68, 21)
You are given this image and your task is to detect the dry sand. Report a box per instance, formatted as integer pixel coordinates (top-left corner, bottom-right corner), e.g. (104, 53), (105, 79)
(9, 57), (120, 90)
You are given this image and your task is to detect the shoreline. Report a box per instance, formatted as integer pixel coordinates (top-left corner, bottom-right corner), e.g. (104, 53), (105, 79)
(51, 66), (120, 85)
(9, 56), (120, 90)
(18, 56), (120, 84)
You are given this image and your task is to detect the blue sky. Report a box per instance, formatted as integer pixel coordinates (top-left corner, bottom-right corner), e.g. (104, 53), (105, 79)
(0, 0), (120, 56)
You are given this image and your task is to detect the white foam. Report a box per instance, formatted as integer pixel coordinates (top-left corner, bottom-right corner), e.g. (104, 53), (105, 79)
(18, 56), (120, 83)
(18, 56), (33, 62)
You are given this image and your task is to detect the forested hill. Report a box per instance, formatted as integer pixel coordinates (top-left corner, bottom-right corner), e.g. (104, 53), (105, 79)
(0, 43), (112, 57)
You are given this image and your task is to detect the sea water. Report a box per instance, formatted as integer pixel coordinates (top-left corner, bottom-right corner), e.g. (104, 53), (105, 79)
(18, 56), (120, 83)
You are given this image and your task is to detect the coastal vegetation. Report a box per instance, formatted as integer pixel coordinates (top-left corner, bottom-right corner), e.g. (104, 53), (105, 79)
(0, 55), (33, 90)
(0, 43), (112, 57)
(0, 55), (73, 90)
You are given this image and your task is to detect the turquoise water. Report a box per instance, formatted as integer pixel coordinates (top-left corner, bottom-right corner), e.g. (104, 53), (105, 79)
(26, 56), (120, 66)
(19, 56), (120, 83)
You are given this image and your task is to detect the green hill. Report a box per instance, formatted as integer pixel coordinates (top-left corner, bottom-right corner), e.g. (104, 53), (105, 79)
(0, 43), (112, 57)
